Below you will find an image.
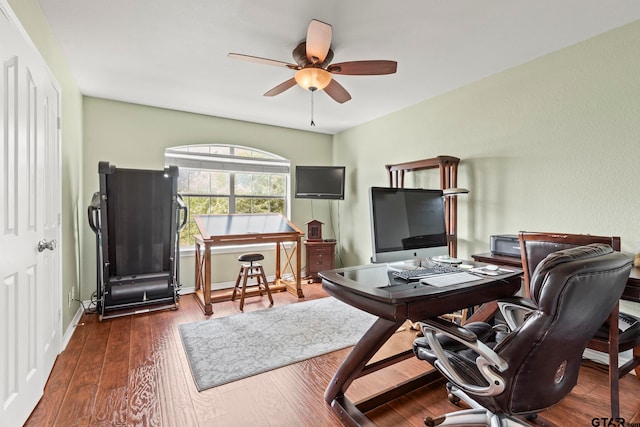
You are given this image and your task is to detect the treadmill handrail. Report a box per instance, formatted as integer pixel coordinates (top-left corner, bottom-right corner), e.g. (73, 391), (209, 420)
(177, 194), (188, 232)
(87, 192), (101, 234)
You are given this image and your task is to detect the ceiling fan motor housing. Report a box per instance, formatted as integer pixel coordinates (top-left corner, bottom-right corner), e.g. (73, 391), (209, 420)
(292, 42), (334, 68)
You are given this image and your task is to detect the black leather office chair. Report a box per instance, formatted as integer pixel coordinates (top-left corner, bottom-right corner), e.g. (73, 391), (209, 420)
(413, 244), (632, 426)
(498, 232), (640, 418)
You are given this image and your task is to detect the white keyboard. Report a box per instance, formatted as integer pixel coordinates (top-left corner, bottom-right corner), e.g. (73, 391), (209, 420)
(419, 272), (483, 287)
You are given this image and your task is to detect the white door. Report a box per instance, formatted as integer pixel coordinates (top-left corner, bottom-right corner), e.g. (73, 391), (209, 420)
(0, 3), (62, 426)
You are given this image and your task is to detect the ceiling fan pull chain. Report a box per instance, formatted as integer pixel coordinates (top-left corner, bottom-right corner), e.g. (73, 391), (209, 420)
(310, 89), (316, 126)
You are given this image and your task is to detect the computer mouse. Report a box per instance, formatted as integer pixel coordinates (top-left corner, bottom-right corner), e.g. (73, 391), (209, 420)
(486, 264), (499, 271)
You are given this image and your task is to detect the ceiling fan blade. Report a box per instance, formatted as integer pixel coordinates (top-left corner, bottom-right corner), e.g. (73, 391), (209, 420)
(228, 53), (299, 70)
(264, 78), (297, 97)
(327, 60), (397, 75)
(306, 19), (332, 64)
(324, 79), (351, 104)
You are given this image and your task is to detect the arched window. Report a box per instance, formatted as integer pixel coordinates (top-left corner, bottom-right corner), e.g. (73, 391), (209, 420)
(165, 144), (290, 247)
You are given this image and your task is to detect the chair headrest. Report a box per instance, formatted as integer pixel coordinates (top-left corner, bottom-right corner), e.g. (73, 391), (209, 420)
(529, 243), (614, 302)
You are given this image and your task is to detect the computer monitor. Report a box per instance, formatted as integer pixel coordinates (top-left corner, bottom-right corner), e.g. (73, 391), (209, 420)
(369, 187), (449, 263)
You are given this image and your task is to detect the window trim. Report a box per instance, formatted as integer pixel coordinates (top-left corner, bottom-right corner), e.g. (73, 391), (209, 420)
(165, 145), (290, 174)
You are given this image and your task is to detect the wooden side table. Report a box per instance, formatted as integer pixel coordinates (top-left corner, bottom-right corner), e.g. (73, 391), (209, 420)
(304, 240), (336, 282)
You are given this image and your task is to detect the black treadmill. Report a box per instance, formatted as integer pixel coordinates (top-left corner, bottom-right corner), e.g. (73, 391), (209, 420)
(88, 161), (187, 320)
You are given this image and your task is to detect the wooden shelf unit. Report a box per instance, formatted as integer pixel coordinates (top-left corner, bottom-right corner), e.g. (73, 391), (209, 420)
(385, 155), (461, 257)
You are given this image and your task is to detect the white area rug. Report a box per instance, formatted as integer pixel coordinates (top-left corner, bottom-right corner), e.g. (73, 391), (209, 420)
(178, 297), (377, 391)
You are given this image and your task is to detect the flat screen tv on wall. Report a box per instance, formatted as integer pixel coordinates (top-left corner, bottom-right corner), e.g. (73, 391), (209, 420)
(294, 166), (345, 200)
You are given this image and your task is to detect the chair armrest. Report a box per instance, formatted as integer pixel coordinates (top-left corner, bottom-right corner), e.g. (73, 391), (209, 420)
(422, 316), (479, 341)
(421, 318), (508, 397)
(497, 296), (537, 331)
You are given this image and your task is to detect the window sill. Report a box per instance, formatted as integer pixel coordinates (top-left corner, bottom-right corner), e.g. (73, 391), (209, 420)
(179, 241), (295, 257)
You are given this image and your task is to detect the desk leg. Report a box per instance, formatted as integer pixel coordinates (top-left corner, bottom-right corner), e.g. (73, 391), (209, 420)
(275, 241), (282, 283)
(325, 317), (404, 412)
(277, 239), (304, 298)
(194, 240), (213, 315)
(326, 316), (444, 426)
(608, 304), (620, 419)
(194, 240), (202, 292)
(295, 236), (302, 297)
(203, 243), (213, 315)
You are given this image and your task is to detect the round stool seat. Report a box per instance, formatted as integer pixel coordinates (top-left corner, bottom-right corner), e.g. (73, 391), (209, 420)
(238, 253), (264, 263)
(233, 252), (272, 311)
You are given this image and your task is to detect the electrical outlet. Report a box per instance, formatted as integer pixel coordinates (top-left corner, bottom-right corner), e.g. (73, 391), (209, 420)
(68, 291), (72, 308)
(71, 287), (75, 302)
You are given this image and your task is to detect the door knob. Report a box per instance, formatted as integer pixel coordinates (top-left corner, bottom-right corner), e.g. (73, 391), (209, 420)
(37, 239), (57, 252)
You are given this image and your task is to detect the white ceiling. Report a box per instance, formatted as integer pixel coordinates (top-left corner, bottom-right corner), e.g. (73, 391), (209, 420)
(37, 0), (640, 135)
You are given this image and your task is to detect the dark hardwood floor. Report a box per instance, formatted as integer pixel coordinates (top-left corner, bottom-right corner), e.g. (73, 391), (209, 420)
(25, 283), (640, 426)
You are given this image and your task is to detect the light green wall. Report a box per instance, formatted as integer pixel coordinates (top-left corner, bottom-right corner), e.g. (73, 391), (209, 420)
(333, 20), (640, 271)
(82, 97), (333, 298)
(8, 0), (84, 330)
(11, 0), (640, 327)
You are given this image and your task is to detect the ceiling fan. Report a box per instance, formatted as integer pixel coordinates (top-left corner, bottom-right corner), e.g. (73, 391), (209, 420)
(228, 19), (397, 104)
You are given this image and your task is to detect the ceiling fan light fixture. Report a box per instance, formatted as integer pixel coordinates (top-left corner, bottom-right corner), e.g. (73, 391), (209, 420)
(294, 68), (332, 91)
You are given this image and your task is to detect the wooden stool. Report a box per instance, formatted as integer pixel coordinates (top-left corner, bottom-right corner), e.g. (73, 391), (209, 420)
(232, 253), (273, 311)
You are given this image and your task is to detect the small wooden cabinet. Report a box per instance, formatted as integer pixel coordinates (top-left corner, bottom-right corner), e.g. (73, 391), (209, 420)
(304, 240), (336, 282)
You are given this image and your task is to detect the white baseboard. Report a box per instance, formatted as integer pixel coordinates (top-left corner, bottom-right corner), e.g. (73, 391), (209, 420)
(61, 303), (85, 351)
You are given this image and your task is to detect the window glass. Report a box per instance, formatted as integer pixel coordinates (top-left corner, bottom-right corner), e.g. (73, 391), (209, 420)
(270, 175), (285, 196)
(187, 170), (211, 193)
(211, 171), (230, 195)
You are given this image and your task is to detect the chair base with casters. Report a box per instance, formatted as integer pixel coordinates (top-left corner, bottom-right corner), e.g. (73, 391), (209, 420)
(424, 399), (532, 426)
(232, 253), (273, 311)
(423, 382), (538, 427)
(424, 410), (525, 426)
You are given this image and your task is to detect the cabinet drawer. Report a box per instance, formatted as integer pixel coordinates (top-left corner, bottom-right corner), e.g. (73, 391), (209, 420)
(308, 254), (333, 267)
(307, 245), (334, 255)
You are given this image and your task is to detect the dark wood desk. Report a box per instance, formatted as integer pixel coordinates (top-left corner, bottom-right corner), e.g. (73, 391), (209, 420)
(472, 252), (640, 299)
(320, 263), (522, 426)
(193, 213), (304, 315)
(470, 252), (523, 268)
